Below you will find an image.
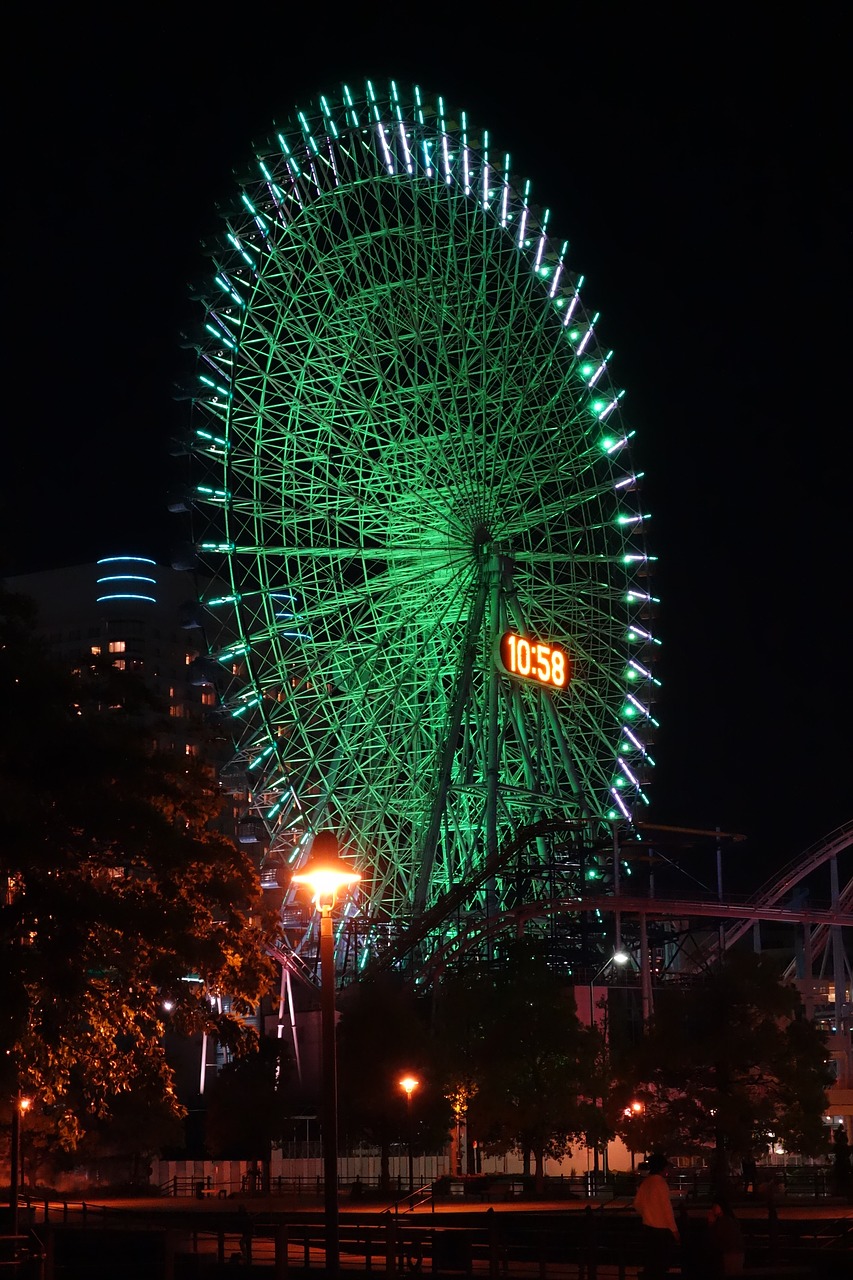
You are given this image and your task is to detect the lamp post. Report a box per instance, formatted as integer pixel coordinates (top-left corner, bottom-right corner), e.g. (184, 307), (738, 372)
(587, 949), (630, 1030)
(10, 1095), (31, 1238)
(623, 1099), (644, 1172)
(399, 1075), (419, 1195)
(587, 950), (629, 1183)
(292, 832), (360, 1279)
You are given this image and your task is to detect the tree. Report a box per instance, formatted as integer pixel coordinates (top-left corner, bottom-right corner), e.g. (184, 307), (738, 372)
(63, 1088), (186, 1189)
(435, 939), (601, 1189)
(204, 1037), (299, 1191)
(626, 951), (832, 1180)
(336, 976), (451, 1192)
(0, 583), (277, 1151)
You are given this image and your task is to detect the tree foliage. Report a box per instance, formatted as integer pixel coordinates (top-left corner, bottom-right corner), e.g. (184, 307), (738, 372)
(624, 951), (832, 1169)
(0, 583), (277, 1149)
(434, 939), (601, 1186)
(336, 976), (451, 1190)
(205, 1037), (298, 1161)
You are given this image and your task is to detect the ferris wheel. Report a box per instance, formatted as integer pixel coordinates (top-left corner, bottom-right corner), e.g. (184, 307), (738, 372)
(186, 79), (660, 965)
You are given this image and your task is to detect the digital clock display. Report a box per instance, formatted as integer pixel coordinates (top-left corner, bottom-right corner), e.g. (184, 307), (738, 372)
(497, 632), (570, 689)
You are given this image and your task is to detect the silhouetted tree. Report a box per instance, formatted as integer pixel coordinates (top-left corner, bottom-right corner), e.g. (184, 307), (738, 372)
(627, 951), (831, 1183)
(435, 939), (601, 1190)
(337, 976), (450, 1192)
(0, 583), (277, 1152)
(204, 1038), (299, 1190)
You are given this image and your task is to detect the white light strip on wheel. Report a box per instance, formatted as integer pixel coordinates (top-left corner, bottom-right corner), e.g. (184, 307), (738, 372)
(549, 242), (568, 297)
(391, 83), (413, 173)
(588, 351), (612, 387)
(534, 209), (550, 270)
(576, 311), (599, 356)
(517, 180), (530, 248)
(622, 726), (655, 761)
(618, 758), (640, 787)
(438, 96), (452, 183)
(562, 276), (584, 324)
(629, 659), (660, 685)
(627, 694), (659, 727)
(610, 788), (632, 820)
(376, 121), (395, 175)
(482, 130), (490, 209)
(461, 111), (470, 194)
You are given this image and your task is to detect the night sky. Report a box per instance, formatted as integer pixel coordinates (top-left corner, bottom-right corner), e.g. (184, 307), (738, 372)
(5, 9), (848, 893)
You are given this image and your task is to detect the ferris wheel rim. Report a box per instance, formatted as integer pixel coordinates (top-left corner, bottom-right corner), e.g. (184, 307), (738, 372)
(185, 78), (661, 950)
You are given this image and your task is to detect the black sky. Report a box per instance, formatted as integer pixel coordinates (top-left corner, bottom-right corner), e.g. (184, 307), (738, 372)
(4, 7), (849, 890)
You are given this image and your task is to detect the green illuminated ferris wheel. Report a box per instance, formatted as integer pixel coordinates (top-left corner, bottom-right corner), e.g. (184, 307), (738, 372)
(187, 79), (660, 967)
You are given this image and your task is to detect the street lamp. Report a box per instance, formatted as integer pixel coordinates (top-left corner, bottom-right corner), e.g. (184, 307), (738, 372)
(399, 1075), (419, 1194)
(587, 949), (630, 1028)
(292, 832), (360, 1279)
(587, 950), (629, 1183)
(623, 1099), (644, 1172)
(10, 1095), (32, 1238)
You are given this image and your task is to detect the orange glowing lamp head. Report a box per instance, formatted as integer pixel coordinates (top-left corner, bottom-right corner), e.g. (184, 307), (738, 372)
(399, 1075), (419, 1099)
(291, 831), (361, 909)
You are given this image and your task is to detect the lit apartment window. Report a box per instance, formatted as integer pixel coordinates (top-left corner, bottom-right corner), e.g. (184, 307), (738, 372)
(112, 659), (126, 671)
(90, 645), (102, 656)
(202, 690), (216, 707)
(108, 640), (126, 654)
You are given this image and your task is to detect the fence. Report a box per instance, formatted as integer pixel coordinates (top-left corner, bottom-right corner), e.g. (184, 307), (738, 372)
(8, 1195), (852, 1279)
(19, 1202), (853, 1278)
(157, 1164), (843, 1205)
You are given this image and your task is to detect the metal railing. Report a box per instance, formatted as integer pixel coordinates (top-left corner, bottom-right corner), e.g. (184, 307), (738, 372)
(11, 1195), (853, 1277)
(153, 1165), (847, 1204)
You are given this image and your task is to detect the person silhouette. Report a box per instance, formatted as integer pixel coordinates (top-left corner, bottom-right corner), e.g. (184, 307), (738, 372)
(633, 1153), (679, 1279)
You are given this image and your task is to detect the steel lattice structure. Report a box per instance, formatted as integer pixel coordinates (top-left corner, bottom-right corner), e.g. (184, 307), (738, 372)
(184, 79), (659, 971)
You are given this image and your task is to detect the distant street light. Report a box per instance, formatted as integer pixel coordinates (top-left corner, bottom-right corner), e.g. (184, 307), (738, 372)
(587, 949), (630, 1029)
(10, 1095), (32, 1238)
(623, 1099), (644, 1171)
(399, 1075), (420, 1194)
(292, 832), (361, 1279)
(587, 950), (630, 1182)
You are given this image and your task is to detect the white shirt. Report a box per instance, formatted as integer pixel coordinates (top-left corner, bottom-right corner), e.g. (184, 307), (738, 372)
(634, 1173), (679, 1237)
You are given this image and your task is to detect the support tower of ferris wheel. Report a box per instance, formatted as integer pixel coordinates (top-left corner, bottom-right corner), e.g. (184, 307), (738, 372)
(179, 78), (661, 976)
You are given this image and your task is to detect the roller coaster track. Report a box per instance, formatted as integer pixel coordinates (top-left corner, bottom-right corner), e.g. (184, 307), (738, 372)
(555, 893), (853, 928)
(404, 885), (852, 983)
(783, 876), (853, 981)
(276, 820), (852, 987)
(706, 819), (852, 959)
(405, 821), (852, 982)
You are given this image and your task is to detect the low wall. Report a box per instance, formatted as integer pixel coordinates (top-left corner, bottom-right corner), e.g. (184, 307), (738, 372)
(150, 1152), (452, 1194)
